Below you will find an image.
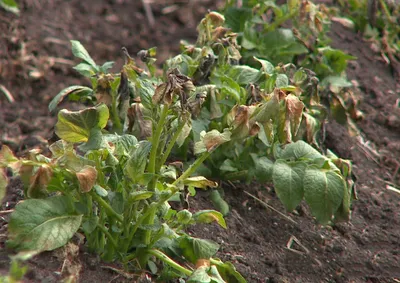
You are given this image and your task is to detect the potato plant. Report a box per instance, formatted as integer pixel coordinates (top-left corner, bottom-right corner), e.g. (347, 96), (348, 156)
(0, 41), (245, 282)
(0, 4), (356, 282)
(222, 0), (362, 132)
(335, 0), (400, 79)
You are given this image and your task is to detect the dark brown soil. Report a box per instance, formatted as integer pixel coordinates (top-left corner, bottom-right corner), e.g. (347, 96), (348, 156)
(1, 1), (399, 282)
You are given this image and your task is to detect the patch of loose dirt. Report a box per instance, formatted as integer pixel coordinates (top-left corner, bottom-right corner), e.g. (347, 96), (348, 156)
(1, 1), (400, 282)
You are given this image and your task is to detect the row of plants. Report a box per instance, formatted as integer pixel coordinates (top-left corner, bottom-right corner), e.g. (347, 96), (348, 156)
(333, 0), (399, 79)
(0, 1), (358, 282)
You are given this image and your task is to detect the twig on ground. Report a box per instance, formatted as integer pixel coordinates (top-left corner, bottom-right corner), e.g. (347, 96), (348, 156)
(0, 84), (15, 103)
(0, 209), (14, 215)
(244, 191), (298, 225)
(101, 265), (137, 279)
(142, 0), (155, 28)
(47, 57), (75, 66)
(286, 235), (322, 266)
(386, 184), (400, 194)
(44, 37), (69, 46)
(356, 136), (381, 165)
(286, 235), (309, 255)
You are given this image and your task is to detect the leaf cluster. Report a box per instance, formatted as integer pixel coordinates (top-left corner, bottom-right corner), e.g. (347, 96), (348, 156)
(222, 0), (362, 132)
(1, 39), (244, 281)
(334, 0), (400, 77)
(0, 3), (360, 282)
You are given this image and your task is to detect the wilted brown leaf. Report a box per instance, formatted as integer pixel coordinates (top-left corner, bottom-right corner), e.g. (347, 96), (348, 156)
(127, 103), (152, 139)
(280, 94), (304, 143)
(76, 166), (97, 193)
(28, 165), (53, 197)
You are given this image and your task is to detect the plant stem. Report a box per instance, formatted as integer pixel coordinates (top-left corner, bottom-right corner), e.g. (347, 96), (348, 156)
(265, 9), (298, 32)
(97, 224), (118, 249)
(378, 0), (394, 24)
(158, 118), (186, 169)
(172, 151), (211, 186)
(142, 106), (170, 246)
(148, 105), (169, 188)
(111, 95), (122, 134)
(91, 193), (123, 223)
(148, 249), (192, 276)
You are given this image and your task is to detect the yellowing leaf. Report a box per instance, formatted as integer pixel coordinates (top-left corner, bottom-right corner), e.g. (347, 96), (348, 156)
(76, 166), (98, 193)
(55, 104), (109, 143)
(183, 176), (218, 189)
(0, 169), (8, 203)
(193, 210), (227, 229)
(28, 165), (53, 198)
(194, 129), (231, 154)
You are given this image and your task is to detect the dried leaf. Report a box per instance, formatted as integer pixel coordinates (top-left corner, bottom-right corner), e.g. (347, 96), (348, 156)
(28, 165), (53, 198)
(127, 103), (152, 139)
(76, 166), (98, 193)
(280, 94), (304, 143)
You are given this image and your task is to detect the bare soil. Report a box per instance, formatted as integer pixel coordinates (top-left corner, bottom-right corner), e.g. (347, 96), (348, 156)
(0, 1), (399, 282)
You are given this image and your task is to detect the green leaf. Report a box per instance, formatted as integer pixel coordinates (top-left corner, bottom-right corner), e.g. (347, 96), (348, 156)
(253, 57), (274, 75)
(279, 140), (323, 160)
(209, 191), (230, 216)
(99, 61), (114, 73)
(124, 141), (152, 183)
(176, 121), (192, 147)
(49, 86), (93, 113)
(108, 192), (124, 215)
(0, 0), (19, 14)
(224, 7), (252, 32)
(70, 40), (98, 70)
(242, 21), (259, 49)
(7, 196), (82, 251)
(211, 259), (246, 283)
(104, 134), (138, 156)
(334, 182), (351, 222)
(73, 63), (97, 77)
(303, 168), (345, 224)
(254, 94), (280, 123)
(226, 66), (262, 85)
(219, 159), (237, 172)
(176, 209), (193, 224)
(55, 104), (109, 143)
(82, 216), (99, 234)
(78, 127), (105, 152)
(321, 76), (352, 88)
(272, 160), (306, 211)
(94, 184), (108, 197)
(188, 266), (211, 283)
(262, 29), (296, 49)
(254, 156), (274, 182)
(179, 236), (219, 263)
(137, 78), (155, 110)
(160, 165), (177, 180)
(129, 191), (154, 202)
(276, 74), (289, 88)
(193, 210), (227, 228)
(192, 116), (210, 142)
(320, 48), (356, 74)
